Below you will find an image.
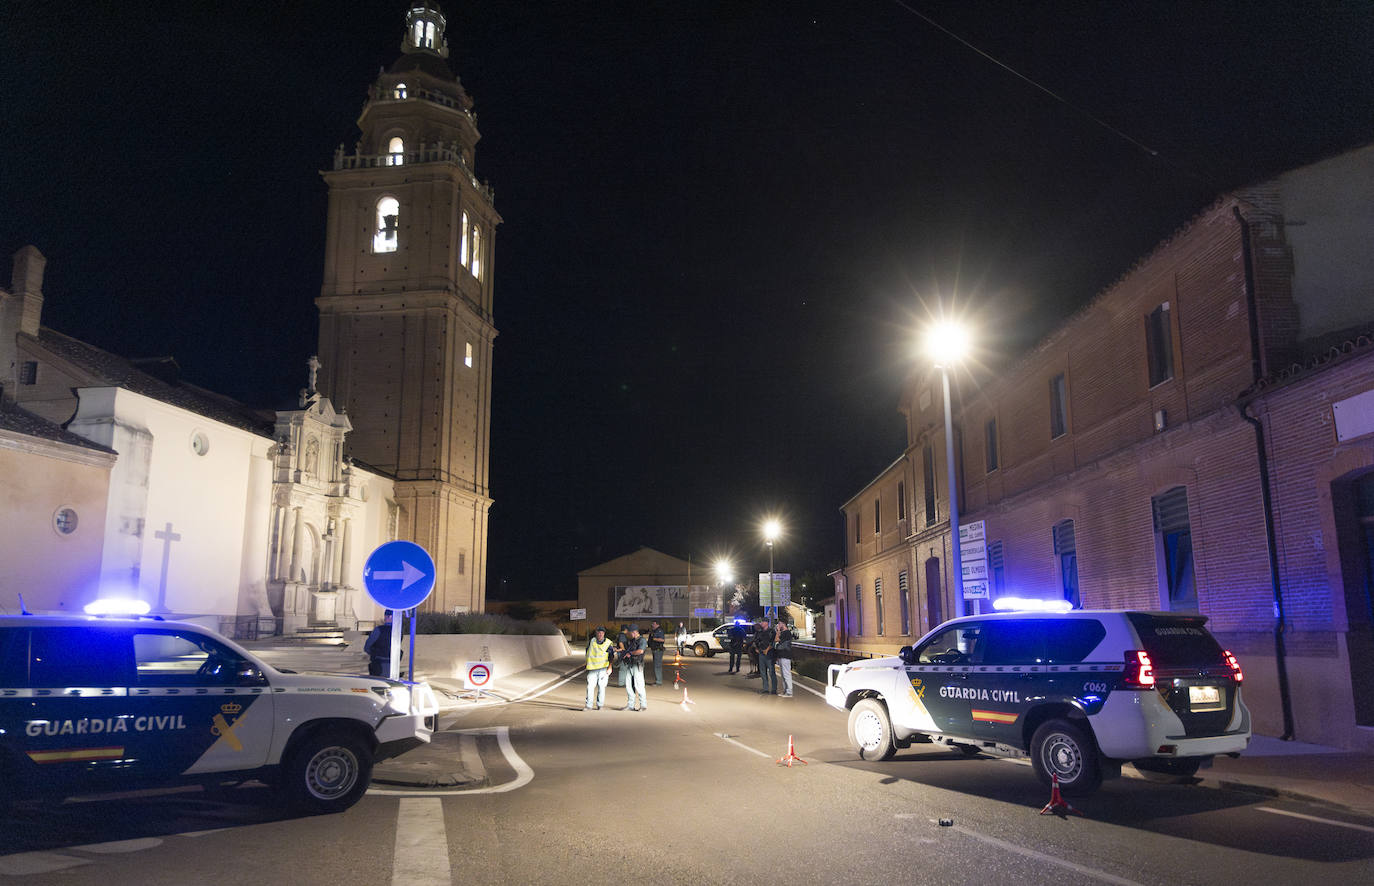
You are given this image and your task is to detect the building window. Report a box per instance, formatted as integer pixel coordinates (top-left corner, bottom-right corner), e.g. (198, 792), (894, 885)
(1152, 486), (1197, 611)
(985, 418), (999, 472)
(923, 444), (936, 524)
(386, 136), (405, 166)
(898, 570), (910, 636)
(373, 196), (399, 253)
(987, 540), (1005, 599)
(855, 584), (863, 636)
(465, 342), (474, 368)
(470, 224), (482, 279)
(854, 513), (860, 544)
(19, 361), (37, 385)
(874, 498), (881, 534)
(1053, 520), (1079, 608)
(897, 481), (906, 521)
(53, 507), (78, 536)
(1050, 373), (1068, 439)
(459, 550), (466, 575)
(460, 211), (470, 266)
(393, 82), (407, 99)
(875, 577), (885, 635)
(1146, 302), (1174, 387)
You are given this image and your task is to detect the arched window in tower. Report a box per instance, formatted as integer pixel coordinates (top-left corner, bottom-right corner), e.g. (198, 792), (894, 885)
(374, 196), (400, 253)
(393, 82), (407, 100)
(470, 224), (482, 279)
(413, 20), (436, 48)
(460, 211), (470, 267)
(387, 137), (405, 166)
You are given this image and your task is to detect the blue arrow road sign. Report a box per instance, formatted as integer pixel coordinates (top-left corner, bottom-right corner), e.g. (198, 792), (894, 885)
(363, 540), (436, 610)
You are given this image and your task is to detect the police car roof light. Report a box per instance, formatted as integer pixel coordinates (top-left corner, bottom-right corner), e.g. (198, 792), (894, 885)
(991, 596), (1074, 614)
(84, 597), (152, 617)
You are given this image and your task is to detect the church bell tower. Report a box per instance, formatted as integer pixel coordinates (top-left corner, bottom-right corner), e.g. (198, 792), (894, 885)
(317, 3), (497, 615)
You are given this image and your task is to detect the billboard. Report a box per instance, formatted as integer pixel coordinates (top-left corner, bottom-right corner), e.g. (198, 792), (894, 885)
(613, 585), (715, 619)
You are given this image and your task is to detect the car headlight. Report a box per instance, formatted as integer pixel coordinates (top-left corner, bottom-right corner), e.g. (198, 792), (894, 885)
(385, 685), (411, 714)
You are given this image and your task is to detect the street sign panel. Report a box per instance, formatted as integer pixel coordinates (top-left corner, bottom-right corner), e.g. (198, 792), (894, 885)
(464, 661), (494, 689)
(570, 608), (587, 620)
(363, 540), (436, 610)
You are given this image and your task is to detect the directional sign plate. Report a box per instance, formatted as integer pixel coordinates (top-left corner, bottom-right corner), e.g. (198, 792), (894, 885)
(363, 540), (436, 610)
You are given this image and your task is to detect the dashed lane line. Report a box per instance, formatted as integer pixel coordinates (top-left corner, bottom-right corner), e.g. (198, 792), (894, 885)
(1256, 806), (1374, 834)
(946, 823), (1146, 886)
(714, 732), (773, 759)
(394, 797), (451, 886)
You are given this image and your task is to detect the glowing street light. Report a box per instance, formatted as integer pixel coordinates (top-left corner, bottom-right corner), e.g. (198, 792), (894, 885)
(714, 559), (734, 585)
(762, 519), (782, 616)
(924, 319), (971, 608)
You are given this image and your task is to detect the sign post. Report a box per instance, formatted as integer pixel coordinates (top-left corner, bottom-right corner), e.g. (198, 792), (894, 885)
(363, 541), (436, 679)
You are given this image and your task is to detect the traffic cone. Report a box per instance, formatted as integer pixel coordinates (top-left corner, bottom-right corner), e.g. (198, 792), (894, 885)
(674, 669), (685, 688)
(680, 688), (696, 710)
(776, 734), (807, 767)
(1038, 773), (1083, 816)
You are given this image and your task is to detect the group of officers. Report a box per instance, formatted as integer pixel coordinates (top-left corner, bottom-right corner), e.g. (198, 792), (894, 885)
(581, 615), (794, 711)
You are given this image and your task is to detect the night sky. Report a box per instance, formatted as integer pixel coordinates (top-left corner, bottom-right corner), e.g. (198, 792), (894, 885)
(3, 1), (1372, 598)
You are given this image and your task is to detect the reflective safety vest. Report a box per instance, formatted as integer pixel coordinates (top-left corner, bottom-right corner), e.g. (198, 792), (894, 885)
(586, 637), (614, 670)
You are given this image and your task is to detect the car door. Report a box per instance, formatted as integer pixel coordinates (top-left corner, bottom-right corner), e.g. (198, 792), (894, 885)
(130, 628), (274, 776)
(907, 622), (982, 737)
(17, 626), (142, 792)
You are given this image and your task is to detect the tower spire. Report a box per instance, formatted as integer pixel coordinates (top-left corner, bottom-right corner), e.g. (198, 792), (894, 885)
(402, 3), (449, 58)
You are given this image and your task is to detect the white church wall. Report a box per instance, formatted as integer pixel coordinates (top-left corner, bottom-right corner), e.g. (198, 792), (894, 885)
(344, 464), (397, 623)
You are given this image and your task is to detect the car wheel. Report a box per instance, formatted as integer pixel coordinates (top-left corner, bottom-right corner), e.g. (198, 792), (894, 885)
(694, 641), (710, 657)
(848, 699), (897, 761)
(1133, 757), (1203, 778)
(283, 730), (373, 814)
(1031, 719), (1101, 796)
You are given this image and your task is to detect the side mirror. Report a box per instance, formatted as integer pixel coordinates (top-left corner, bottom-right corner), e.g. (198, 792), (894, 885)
(898, 645), (915, 665)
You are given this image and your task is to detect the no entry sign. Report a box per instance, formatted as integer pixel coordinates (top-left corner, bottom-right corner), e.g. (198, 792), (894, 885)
(464, 661), (494, 690)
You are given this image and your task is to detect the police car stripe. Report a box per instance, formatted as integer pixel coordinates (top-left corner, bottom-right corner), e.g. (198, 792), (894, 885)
(906, 663), (1126, 674)
(2, 685), (376, 698)
(972, 709), (1019, 724)
(27, 746), (125, 764)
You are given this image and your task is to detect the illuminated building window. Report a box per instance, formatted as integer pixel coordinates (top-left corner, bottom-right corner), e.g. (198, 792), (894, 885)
(465, 342), (473, 368)
(470, 225), (481, 279)
(413, 19), (436, 48)
(460, 212), (470, 266)
(875, 577), (884, 636)
(374, 196), (399, 253)
(387, 137), (405, 166)
(393, 82), (407, 99)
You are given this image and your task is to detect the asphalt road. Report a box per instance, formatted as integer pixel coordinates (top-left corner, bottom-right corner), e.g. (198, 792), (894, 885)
(4, 659), (1373, 884)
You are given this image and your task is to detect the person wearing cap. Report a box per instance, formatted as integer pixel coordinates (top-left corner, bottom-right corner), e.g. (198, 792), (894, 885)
(648, 619), (666, 685)
(582, 626), (615, 710)
(755, 616), (776, 694)
(620, 624), (648, 711)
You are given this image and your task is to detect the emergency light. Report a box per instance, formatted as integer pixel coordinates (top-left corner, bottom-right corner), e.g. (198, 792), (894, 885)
(84, 597), (152, 617)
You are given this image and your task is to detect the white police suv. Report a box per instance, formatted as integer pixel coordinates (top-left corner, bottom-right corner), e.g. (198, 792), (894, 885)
(826, 610), (1250, 795)
(0, 615), (439, 814)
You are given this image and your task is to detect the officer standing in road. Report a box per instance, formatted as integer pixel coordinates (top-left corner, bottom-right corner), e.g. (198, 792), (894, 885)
(775, 619), (795, 697)
(364, 609), (396, 677)
(648, 620), (667, 685)
(756, 616), (776, 694)
(621, 625), (648, 711)
(614, 625), (629, 686)
(727, 620), (746, 673)
(582, 626), (614, 710)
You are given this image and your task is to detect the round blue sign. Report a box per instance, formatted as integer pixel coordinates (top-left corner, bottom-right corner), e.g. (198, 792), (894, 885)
(363, 540), (436, 610)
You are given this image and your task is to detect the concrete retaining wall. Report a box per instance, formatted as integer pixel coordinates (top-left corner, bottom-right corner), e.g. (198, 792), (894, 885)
(411, 633), (573, 683)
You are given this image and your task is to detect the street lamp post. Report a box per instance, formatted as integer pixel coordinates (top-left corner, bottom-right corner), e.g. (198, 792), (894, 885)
(926, 321), (970, 613)
(763, 520), (781, 618)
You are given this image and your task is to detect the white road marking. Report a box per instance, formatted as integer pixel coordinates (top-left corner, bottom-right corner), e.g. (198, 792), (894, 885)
(714, 732), (773, 759)
(178, 828), (232, 837)
(70, 838), (163, 853)
(946, 824), (1145, 886)
(368, 726), (533, 796)
(1257, 806), (1374, 834)
(394, 797), (452, 886)
(0, 851), (91, 876)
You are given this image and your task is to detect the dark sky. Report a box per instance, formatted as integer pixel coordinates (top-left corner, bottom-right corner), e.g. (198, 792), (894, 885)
(3, 1), (1372, 598)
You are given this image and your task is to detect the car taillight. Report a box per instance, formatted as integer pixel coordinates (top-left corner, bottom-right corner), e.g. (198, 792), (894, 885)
(1122, 650), (1155, 689)
(1223, 650), (1243, 683)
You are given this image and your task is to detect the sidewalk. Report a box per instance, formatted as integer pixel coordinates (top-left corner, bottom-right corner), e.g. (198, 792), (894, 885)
(379, 656), (1374, 817)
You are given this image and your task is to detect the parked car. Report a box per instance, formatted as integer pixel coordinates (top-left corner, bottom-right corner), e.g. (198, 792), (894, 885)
(0, 614), (439, 814)
(679, 622), (759, 657)
(825, 609), (1250, 796)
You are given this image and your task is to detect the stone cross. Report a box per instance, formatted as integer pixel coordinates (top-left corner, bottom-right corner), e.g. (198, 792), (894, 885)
(306, 355), (321, 395)
(154, 522), (181, 612)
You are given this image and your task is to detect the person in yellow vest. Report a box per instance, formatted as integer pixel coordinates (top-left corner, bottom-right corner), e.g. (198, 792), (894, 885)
(582, 626), (615, 710)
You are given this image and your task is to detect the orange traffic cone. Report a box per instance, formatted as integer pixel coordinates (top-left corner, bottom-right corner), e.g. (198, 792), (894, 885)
(776, 734), (808, 767)
(1038, 773), (1083, 816)
(674, 669), (685, 688)
(680, 688), (696, 710)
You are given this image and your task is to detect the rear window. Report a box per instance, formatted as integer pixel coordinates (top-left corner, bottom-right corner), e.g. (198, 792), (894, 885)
(1127, 613), (1224, 666)
(981, 619), (1106, 665)
(28, 627), (133, 687)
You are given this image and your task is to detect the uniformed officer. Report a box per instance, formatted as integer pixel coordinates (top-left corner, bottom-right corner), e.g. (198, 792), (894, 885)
(648, 620), (667, 684)
(582, 626), (615, 710)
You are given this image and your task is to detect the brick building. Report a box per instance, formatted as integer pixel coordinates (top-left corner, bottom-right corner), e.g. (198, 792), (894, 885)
(837, 144), (1374, 749)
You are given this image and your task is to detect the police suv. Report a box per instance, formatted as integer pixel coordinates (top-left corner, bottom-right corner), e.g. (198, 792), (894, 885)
(0, 615), (439, 814)
(825, 610), (1250, 795)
